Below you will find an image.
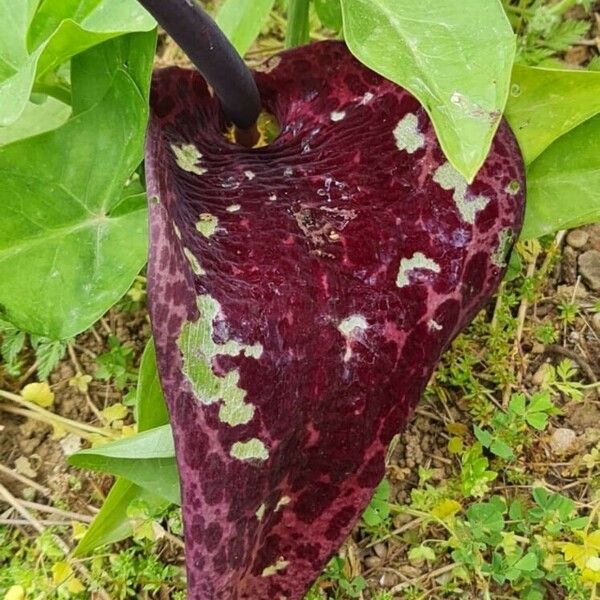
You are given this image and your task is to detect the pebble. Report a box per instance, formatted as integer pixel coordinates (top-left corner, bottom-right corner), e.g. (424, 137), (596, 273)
(556, 284), (586, 301)
(592, 312), (600, 334)
(373, 543), (387, 558)
(549, 428), (577, 456)
(561, 246), (578, 284)
(364, 555), (382, 569)
(566, 229), (589, 249)
(531, 342), (545, 354)
(579, 250), (600, 291)
(379, 572), (398, 588)
(532, 363), (550, 386)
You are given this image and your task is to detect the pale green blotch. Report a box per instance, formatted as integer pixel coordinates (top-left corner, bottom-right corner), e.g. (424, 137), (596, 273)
(396, 252), (441, 288)
(230, 438), (269, 462)
(492, 228), (514, 267)
(183, 247), (205, 276)
(196, 213), (219, 238)
(393, 113), (425, 154)
(275, 496), (291, 511)
(338, 315), (368, 336)
(433, 162), (490, 225)
(255, 503), (266, 521)
(505, 180), (521, 196)
(177, 295), (263, 426)
(171, 143), (207, 176)
(262, 558), (289, 577)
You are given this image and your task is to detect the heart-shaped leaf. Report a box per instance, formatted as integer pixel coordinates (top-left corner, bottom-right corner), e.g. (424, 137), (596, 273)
(146, 41), (524, 599)
(340, 0), (516, 182)
(0, 32), (155, 339)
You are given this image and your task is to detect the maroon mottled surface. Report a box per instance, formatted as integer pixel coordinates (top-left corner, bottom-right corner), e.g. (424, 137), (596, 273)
(145, 41), (525, 600)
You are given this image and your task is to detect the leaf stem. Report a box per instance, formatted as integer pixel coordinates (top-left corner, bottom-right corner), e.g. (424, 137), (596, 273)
(503, 4), (534, 17)
(285, 0), (310, 48)
(549, 0), (578, 15)
(31, 81), (72, 106)
(135, 0), (261, 132)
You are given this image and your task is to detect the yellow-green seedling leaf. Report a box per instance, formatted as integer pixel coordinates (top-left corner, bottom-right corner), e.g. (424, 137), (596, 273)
(121, 424), (137, 437)
(448, 436), (463, 454)
(583, 555), (600, 583)
(431, 499), (462, 521)
(67, 577), (85, 594)
(446, 422), (469, 437)
(3, 585), (25, 600)
(408, 544), (436, 563)
(71, 520), (87, 540)
(562, 531), (600, 570)
(340, 0), (516, 181)
(52, 560), (84, 592)
(101, 402), (129, 424)
(69, 373), (92, 394)
(22, 381), (54, 407)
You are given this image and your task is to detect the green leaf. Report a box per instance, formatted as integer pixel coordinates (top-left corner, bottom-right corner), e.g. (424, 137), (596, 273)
(74, 340), (171, 555)
(508, 393), (526, 416)
(0, 0), (43, 126)
(314, 0), (343, 32)
(33, 338), (67, 379)
(73, 478), (167, 556)
(521, 114), (600, 239)
(0, 33), (155, 339)
(216, 0), (275, 56)
(490, 439), (514, 460)
(0, 0), (155, 126)
(340, 0), (515, 182)
(76, 424), (175, 459)
(473, 425), (493, 448)
(69, 424), (180, 504)
(0, 97), (70, 145)
(505, 65), (600, 165)
(525, 412), (548, 431)
(362, 478), (390, 526)
(136, 338), (169, 431)
(408, 544), (436, 562)
(527, 391), (553, 414)
(514, 552), (538, 572)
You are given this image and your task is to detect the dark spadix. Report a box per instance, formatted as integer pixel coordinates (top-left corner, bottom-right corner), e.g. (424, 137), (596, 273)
(145, 41), (525, 600)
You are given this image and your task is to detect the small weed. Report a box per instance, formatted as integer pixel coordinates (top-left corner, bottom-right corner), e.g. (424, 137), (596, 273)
(94, 336), (138, 390)
(0, 318), (67, 379)
(558, 301), (579, 326)
(534, 323), (557, 345)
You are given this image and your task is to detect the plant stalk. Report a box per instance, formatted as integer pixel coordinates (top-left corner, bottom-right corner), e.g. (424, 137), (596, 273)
(286, 0), (311, 48)
(136, 0), (261, 137)
(549, 0), (578, 15)
(31, 81), (72, 106)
